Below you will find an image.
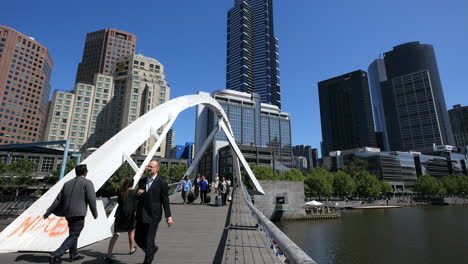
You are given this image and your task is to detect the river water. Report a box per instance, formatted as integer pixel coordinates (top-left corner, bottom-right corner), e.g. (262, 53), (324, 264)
(276, 207), (468, 264)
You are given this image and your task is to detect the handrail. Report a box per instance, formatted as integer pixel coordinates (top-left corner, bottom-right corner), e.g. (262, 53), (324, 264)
(238, 184), (317, 264)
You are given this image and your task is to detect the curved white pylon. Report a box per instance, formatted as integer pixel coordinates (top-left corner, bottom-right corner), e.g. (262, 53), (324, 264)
(0, 93), (263, 253)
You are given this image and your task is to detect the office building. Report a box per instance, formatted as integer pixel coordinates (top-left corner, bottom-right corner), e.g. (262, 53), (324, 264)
(292, 145), (318, 170)
(226, 0), (281, 108)
(174, 142), (194, 165)
(368, 58), (389, 151)
(75, 28), (136, 84)
(0, 26), (53, 144)
(449, 104), (468, 147)
(325, 146), (468, 192)
(195, 89), (292, 180)
(165, 128), (175, 157)
(318, 70), (377, 157)
(379, 42), (453, 151)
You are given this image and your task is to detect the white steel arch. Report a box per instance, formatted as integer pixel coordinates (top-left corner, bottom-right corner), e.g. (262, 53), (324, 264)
(0, 93), (264, 253)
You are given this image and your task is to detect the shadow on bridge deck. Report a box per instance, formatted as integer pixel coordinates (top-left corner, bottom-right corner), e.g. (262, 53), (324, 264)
(0, 188), (277, 264)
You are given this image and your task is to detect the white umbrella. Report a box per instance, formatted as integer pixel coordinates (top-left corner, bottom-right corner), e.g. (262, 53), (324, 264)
(305, 200), (323, 206)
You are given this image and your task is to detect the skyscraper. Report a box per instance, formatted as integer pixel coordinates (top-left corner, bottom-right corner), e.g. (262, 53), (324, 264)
(368, 58), (389, 151)
(449, 105), (468, 147)
(378, 42), (453, 151)
(226, 0), (281, 108)
(75, 28), (136, 84)
(111, 54), (170, 156)
(292, 145), (318, 170)
(0, 26), (53, 144)
(318, 70), (377, 157)
(43, 74), (113, 152)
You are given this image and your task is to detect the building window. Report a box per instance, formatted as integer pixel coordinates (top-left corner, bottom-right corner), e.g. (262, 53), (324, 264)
(41, 157), (55, 172)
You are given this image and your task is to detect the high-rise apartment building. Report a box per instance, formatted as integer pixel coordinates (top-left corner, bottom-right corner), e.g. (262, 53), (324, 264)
(43, 74), (113, 152)
(44, 54), (170, 155)
(0, 26), (53, 144)
(75, 28), (136, 84)
(379, 42), (453, 151)
(449, 105), (468, 147)
(111, 54), (170, 156)
(226, 0), (281, 108)
(318, 70), (377, 157)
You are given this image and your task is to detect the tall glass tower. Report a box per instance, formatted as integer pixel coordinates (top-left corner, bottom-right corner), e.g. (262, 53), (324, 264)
(226, 0), (281, 108)
(380, 42), (454, 151)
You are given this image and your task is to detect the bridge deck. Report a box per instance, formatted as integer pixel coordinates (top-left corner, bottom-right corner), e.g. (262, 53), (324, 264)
(0, 188), (277, 263)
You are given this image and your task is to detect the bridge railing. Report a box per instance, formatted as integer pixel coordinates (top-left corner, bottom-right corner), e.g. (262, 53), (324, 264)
(239, 183), (317, 264)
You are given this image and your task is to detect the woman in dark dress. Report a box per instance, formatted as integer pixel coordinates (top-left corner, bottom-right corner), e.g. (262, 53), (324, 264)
(106, 177), (137, 261)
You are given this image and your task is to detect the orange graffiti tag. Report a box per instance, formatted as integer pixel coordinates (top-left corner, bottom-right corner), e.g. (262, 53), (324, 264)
(7, 216), (40, 237)
(7, 216), (69, 238)
(49, 218), (68, 237)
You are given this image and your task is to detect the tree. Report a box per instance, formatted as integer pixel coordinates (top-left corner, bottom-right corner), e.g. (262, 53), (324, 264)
(380, 181), (393, 195)
(281, 169), (305, 181)
(333, 170), (356, 198)
(158, 165), (169, 183)
(48, 157), (78, 185)
(414, 174), (446, 196)
(343, 159), (369, 177)
(354, 170), (382, 199)
(168, 164), (189, 184)
(442, 175), (460, 195)
(3, 158), (38, 196)
(97, 163), (135, 197)
(304, 168), (334, 198)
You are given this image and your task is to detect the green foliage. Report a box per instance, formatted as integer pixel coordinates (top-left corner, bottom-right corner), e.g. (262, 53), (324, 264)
(168, 164), (189, 184)
(414, 174), (446, 196)
(0, 161), (7, 174)
(97, 163), (135, 197)
(442, 175), (468, 196)
(380, 180), (393, 194)
(242, 164), (279, 189)
(280, 169), (305, 181)
(332, 170), (356, 198)
(304, 167), (334, 198)
(1, 158), (38, 196)
(51, 157), (78, 180)
(343, 159), (369, 177)
(157, 165), (169, 182)
(354, 170), (382, 198)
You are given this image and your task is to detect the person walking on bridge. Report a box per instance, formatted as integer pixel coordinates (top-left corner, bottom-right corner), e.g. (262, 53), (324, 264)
(105, 177), (138, 262)
(43, 164), (98, 264)
(178, 175), (192, 204)
(135, 160), (173, 264)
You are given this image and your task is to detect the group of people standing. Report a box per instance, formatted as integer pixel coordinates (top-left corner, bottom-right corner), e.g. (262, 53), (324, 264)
(178, 173), (231, 206)
(44, 160), (172, 264)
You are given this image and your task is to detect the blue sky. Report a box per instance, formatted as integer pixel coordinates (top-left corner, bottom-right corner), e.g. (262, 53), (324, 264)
(3, 0), (468, 155)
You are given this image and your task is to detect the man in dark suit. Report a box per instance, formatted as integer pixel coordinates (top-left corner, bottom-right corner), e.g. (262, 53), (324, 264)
(135, 160), (173, 264)
(44, 164), (98, 264)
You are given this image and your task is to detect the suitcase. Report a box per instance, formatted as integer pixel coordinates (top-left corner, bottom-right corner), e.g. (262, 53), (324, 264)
(187, 192), (195, 203)
(215, 195), (222, 206)
(205, 195), (211, 204)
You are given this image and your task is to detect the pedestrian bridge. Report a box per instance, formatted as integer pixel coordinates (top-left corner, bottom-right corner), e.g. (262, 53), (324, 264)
(0, 93), (316, 263)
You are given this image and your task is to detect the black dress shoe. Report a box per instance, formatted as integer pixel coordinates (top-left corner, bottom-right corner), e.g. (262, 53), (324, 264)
(69, 254), (85, 262)
(48, 255), (60, 264)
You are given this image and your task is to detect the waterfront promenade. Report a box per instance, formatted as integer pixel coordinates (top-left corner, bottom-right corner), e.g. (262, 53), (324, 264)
(0, 189), (278, 263)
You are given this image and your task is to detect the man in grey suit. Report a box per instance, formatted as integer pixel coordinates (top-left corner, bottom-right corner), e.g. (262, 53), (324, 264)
(44, 164), (98, 264)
